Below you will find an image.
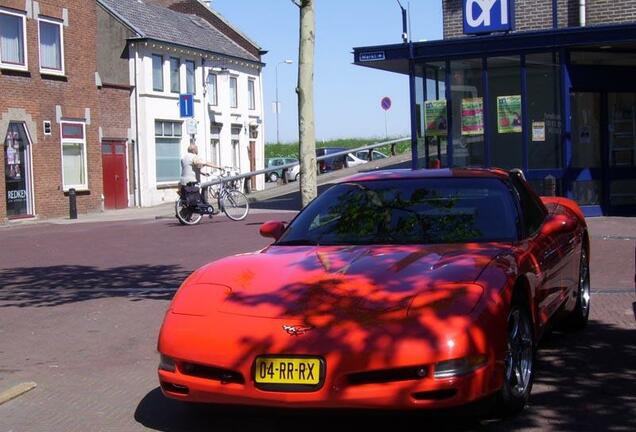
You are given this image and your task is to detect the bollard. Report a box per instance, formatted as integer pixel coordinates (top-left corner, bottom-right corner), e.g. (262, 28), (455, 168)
(244, 177), (251, 194)
(69, 188), (78, 220)
(544, 175), (556, 196)
(282, 168), (288, 184)
(390, 143), (396, 156)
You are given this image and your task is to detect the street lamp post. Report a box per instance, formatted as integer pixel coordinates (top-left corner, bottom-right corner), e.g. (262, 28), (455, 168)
(275, 59), (293, 145)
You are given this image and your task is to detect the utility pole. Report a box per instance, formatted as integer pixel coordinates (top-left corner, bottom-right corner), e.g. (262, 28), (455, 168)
(292, 0), (316, 207)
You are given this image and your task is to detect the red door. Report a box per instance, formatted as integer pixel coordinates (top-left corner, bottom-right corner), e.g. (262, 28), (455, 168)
(101, 141), (128, 209)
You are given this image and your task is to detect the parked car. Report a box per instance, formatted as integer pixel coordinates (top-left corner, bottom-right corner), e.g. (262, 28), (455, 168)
(266, 157), (298, 182)
(344, 152), (367, 168)
(158, 168), (590, 415)
(354, 149), (388, 161)
(315, 147), (347, 172)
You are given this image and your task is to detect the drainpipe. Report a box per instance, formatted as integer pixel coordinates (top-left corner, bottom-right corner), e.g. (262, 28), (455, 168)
(579, 0), (586, 27)
(133, 44), (142, 207)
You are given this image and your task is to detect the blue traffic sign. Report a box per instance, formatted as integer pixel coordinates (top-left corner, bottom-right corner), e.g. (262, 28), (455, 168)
(463, 0), (513, 35)
(179, 94), (194, 118)
(381, 97), (392, 111)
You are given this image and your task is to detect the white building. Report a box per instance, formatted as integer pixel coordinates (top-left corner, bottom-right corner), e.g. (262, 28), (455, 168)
(99, 0), (266, 207)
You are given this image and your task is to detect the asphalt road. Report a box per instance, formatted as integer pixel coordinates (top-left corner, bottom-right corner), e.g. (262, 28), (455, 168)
(0, 210), (634, 432)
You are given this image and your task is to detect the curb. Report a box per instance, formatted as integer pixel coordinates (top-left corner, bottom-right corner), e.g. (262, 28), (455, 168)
(0, 382), (37, 405)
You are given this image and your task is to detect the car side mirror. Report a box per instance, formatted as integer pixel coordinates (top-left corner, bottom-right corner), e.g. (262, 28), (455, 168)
(259, 220), (286, 240)
(540, 214), (576, 237)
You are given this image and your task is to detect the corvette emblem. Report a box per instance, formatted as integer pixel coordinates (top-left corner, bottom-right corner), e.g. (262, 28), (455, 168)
(282, 324), (313, 336)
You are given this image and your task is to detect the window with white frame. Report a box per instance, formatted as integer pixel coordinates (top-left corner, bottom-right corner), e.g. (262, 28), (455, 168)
(152, 54), (164, 92)
(155, 120), (183, 183)
(38, 17), (64, 74)
(230, 76), (238, 108)
(248, 79), (256, 110)
(210, 123), (222, 166)
(207, 73), (218, 106)
(0, 9), (27, 69)
(169, 57), (180, 93)
(61, 122), (87, 190)
(231, 125), (241, 168)
(186, 60), (196, 94)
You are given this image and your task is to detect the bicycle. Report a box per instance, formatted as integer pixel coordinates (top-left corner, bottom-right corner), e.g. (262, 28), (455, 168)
(175, 168), (249, 225)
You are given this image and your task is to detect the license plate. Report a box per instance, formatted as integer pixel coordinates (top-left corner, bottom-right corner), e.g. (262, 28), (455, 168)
(254, 356), (322, 385)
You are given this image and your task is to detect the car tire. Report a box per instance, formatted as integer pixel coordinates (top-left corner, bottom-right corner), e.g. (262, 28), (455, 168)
(269, 172), (279, 183)
(294, 173), (300, 182)
(565, 248), (591, 330)
(496, 289), (535, 416)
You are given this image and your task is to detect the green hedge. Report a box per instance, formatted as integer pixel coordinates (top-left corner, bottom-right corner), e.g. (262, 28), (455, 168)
(265, 136), (410, 159)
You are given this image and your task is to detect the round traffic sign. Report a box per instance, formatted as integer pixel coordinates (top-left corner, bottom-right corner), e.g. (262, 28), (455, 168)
(381, 96), (392, 111)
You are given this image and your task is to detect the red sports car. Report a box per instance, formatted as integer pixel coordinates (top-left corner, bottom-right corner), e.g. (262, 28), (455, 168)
(157, 168), (590, 414)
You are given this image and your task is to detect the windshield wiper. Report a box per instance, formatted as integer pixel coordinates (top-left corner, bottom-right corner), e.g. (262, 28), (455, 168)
(275, 239), (319, 246)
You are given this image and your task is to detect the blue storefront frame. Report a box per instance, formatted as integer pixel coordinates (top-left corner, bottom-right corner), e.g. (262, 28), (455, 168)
(354, 23), (636, 217)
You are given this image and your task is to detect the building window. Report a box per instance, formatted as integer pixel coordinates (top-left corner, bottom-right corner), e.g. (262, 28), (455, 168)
(152, 54), (164, 92)
(230, 76), (238, 108)
(155, 120), (182, 183)
(61, 122), (87, 190)
(210, 124), (222, 166)
(231, 125), (241, 168)
(0, 10), (27, 69)
(186, 60), (196, 94)
(38, 17), (64, 74)
(248, 79), (256, 110)
(207, 73), (218, 106)
(527, 52), (562, 169)
(488, 56), (522, 170)
(450, 58), (484, 167)
(170, 57), (180, 93)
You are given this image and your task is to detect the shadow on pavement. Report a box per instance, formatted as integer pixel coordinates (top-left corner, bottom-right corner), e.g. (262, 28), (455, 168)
(0, 264), (187, 307)
(134, 320), (636, 432)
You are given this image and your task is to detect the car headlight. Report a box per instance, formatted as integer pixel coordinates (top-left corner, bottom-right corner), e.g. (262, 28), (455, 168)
(433, 355), (488, 379)
(159, 354), (176, 372)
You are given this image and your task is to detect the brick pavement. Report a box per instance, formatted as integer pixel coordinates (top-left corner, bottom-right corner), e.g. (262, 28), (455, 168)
(0, 215), (634, 431)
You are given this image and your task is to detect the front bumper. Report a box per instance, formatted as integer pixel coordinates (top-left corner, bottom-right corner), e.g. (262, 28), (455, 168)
(158, 357), (502, 410)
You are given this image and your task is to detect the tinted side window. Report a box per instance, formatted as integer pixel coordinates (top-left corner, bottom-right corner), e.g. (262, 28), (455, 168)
(510, 174), (547, 236)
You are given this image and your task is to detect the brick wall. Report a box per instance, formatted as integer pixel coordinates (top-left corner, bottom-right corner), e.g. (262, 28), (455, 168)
(0, 0), (102, 221)
(443, 0), (636, 39)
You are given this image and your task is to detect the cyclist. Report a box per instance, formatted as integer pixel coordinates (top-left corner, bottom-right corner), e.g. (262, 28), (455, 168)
(179, 144), (221, 204)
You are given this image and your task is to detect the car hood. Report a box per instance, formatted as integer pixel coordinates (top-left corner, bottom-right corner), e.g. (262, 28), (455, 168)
(172, 244), (510, 323)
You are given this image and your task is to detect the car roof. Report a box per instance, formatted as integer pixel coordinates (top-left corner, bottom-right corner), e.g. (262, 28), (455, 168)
(340, 168), (511, 183)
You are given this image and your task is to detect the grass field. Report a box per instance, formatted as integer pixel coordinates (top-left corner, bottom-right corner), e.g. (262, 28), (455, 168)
(265, 136), (410, 159)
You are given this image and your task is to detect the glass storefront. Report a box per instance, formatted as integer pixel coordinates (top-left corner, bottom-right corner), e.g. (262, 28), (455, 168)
(4, 122), (33, 217)
(450, 58), (484, 167)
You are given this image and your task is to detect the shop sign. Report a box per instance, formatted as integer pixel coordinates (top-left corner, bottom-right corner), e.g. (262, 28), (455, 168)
(463, 0), (514, 35)
(7, 189), (27, 203)
(424, 100), (448, 136)
(532, 121), (546, 142)
(461, 97), (484, 136)
(497, 95), (522, 134)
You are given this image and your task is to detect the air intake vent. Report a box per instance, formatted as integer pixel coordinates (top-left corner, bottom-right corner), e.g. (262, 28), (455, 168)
(181, 362), (245, 384)
(346, 365), (428, 386)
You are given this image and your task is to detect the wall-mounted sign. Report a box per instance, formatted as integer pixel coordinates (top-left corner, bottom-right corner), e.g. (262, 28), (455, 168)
(424, 100), (448, 136)
(461, 97), (484, 136)
(359, 51), (385, 62)
(463, 0), (514, 35)
(497, 95), (522, 134)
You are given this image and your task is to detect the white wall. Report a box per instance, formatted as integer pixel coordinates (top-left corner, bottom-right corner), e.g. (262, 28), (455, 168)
(130, 42), (265, 207)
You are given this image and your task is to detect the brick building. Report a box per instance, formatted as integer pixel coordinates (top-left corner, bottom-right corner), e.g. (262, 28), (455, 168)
(1, 0), (103, 222)
(354, 0), (636, 216)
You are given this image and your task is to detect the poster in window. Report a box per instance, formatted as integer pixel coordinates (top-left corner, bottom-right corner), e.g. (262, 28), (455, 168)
(424, 100), (448, 136)
(532, 121), (546, 142)
(497, 95), (522, 134)
(461, 98), (484, 136)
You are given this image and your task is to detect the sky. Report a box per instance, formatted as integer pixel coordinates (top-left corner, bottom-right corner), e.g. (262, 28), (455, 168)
(211, 0), (443, 143)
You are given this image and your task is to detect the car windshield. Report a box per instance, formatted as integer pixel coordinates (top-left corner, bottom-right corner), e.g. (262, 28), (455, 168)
(277, 178), (518, 245)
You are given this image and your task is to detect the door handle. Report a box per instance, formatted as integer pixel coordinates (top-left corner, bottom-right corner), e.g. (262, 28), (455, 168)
(115, 175), (119, 180)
